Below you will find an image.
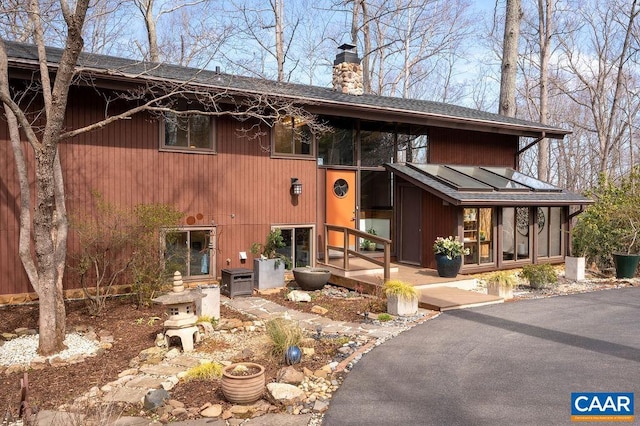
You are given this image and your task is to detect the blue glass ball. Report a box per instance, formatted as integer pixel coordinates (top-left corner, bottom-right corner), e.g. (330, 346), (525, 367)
(285, 345), (302, 365)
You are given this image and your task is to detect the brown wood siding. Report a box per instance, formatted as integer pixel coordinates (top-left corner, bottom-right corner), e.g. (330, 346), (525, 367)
(1, 87), (318, 297)
(428, 127), (518, 167)
(421, 190), (457, 268)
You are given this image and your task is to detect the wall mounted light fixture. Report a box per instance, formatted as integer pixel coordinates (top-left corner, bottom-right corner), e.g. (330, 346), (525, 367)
(291, 178), (303, 195)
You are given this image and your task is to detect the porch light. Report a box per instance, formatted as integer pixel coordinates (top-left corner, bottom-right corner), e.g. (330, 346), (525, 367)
(291, 178), (303, 195)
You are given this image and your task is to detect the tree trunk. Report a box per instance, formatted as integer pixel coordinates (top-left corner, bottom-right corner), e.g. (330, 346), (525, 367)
(274, 0), (284, 82)
(498, 0), (522, 117)
(537, 0), (553, 181)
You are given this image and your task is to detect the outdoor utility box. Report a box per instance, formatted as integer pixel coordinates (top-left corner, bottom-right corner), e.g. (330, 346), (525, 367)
(220, 268), (254, 298)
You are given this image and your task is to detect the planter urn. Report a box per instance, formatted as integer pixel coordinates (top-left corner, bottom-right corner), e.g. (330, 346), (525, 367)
(612, 253), (640, 279)
(565, 256), (586, 281)
(486, 282), (514, 300)
(386, 294), (418, 316)
(221, 362), (266, 404)
(254, 258), (285, 290)
(435, 254), (462, 278)
(292, 267), (331, 291)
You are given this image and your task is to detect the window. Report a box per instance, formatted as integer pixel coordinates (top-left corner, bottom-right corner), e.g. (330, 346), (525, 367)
(502, 207), (531, 261)
(318, 127), (354, 165)
(537, 207), (563, 258)
(165, 228), (213, 278)
(163, 112), (215, 152)
(274, 226), (313, 268)
(273, 116), (313, 156)
(463, 208), (494, 265)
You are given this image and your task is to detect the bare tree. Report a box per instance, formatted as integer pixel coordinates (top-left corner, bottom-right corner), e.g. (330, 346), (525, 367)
(0, 0), (327, 355)
(557, 0), (639, 179)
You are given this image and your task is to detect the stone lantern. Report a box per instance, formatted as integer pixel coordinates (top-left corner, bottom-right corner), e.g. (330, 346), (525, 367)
(151, 271), (203, 352)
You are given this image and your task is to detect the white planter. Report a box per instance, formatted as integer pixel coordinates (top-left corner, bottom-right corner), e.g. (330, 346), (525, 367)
(253, 258), (285, 290)
(386, 294), (418, 316)
(486, 282), (514, 300)
(196, 285), (220, 319)
(565, 256), (585, 281)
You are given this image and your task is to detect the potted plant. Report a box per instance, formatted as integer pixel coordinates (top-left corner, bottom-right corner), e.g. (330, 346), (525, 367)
(360, 228), (377, 251)
(433, 236), (469, 278)
(251, 229), (290, 289)
(485, 271), (517, 299)
(221, 362), (266, 404)
(383, 279), (418, 316)
(565, 230), (586, 281)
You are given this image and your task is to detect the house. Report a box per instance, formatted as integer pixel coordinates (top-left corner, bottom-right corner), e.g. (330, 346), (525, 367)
(0, 41), (590, 301)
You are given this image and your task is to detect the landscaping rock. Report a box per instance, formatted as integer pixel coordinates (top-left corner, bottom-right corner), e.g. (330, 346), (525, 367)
(286, 290), (311, 302)
(143, 389), (169, 411)
(266, 383), (305, 406)
(201, 404), (223, 418)
(310, 305), (328, 315)
(217, 318), (244, 330)
(277, 366), (305, 385)
(137, 346), (166, 364)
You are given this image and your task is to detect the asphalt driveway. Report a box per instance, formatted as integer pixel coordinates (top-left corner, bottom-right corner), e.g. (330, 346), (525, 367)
(323, 287), (640, 425)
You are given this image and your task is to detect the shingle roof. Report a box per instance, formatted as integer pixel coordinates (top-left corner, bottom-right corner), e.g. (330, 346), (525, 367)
(385, 163), (592, 206)
(4, 40), (570, 138)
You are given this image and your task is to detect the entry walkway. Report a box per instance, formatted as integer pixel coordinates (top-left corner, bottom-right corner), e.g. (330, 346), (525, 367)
(321, 259), (504, 311)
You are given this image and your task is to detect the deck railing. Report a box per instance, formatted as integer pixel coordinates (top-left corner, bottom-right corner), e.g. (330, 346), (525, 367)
(323, 224), (391, 281)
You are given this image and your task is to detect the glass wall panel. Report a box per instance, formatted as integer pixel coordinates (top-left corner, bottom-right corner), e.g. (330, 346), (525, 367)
(538, 207), (563, 258)
(360, 171), (393, 245)
(318, 128), (354, 166)
(360, 130), (395, 167)
(538, 207), (549, 257)
(397, 133), (428, 163)
(550, 207), (562, 256)
(515, 207), (530, 259)
(502, 208), (515, 261)
(463, 208), (493, 265)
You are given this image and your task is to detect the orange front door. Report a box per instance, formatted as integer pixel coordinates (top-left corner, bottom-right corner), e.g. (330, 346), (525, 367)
(326, 170), (356, 247)
(326, 170), (357, 247)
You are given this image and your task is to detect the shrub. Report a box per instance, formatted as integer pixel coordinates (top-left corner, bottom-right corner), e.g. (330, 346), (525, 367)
(572, 168), (640, 270)
(433, 236), (469, 259)
(183, 361), (223, 381)
(382, 280), (418, 301)
(520, 264), (558, 289)
(265, 317), (304, 359)
(486, 271), (517, 288)
(377, 313), (392, 322)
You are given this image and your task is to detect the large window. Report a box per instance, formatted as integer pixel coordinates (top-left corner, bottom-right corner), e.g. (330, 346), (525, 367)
(163, 112), (215, 152)
(537, 207), (563, 258)
(360, 130), (395, 167)
(502, 207), (531, 261)
(463, 208), (494, 265)
(273, 116), (313, 156)
(318, 127), (354, 166)
(274, 226), (313, 268)
(165, 228), (213, 278)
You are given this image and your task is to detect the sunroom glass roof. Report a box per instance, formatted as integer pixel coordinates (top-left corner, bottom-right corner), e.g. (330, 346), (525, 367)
(410, 164), (562, 192)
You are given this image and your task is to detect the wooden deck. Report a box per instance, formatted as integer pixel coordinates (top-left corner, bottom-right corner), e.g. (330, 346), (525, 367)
(319, 257), (503, 311)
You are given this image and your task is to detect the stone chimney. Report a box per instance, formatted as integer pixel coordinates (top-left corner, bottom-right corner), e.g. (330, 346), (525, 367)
(332, 43), (364, 95)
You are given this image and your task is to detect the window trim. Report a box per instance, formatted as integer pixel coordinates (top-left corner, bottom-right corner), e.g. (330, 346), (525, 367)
(271, 117), (315, 159)
(160, 112), (217, 154)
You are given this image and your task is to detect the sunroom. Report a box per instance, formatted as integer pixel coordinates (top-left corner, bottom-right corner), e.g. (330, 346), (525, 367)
(385, 163), (592, 274)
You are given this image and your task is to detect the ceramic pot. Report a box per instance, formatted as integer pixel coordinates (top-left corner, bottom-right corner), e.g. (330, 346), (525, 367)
(221, 362), (265, 404)
(292, 268), (331, 291)
(435, 254), (462, 278)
